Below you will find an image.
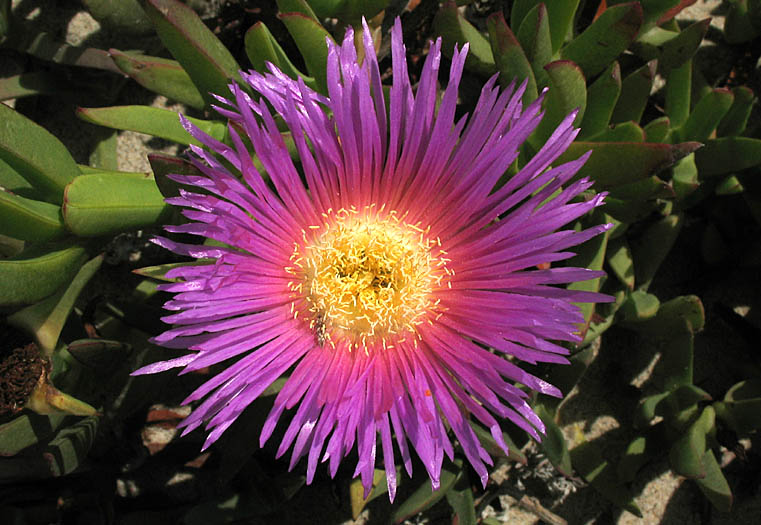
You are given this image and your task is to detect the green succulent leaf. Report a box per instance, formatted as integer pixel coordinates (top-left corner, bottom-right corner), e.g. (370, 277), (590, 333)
(672, 153), (700, 204)
(110, 50), (205, 109)
(276, 0), (319, 20)
(534, 404), (573, 477)
(566, 210), (609, 332)
(2, 25), (121, 73)
(445, 469), (476, 525)
(681, 88), (734, 142)
(143, 0), (241, 106)
(665, 60), (691, 129)
(611, 60), (657, 124)
(630, 213), (684, 291)
(570, 440), (642, 517)
(0, 103), (80, 204)
(7, 255), (103, 354)
(619, 290), (660, 322)
(530, 60), (586, 148)
(66, 339), (132, 372)
(512, 0), (580, 54)
(0, 0), (8, 42)
(640, 0), (695, 32)
(695, 449), (733, 512)
(349, 469), (388, 519)
(148, 152), (204, 199)
(607, 236), (635, 289)
(488, 11), (537, 103)
(607, 175), (674, 201)
(658, 295), (705, 332)
(62, 172), (170, 237)
(634, 18), (709, 74)
(43, 415), (100, 477)
(82, 0), (153, 35)
(725, 0), (759, 44)
(643, 116), (671, 143)
(433, 1), (496, 77)
(636, 391), (671, 428)
(303, 0), (388, 22)
(714, 175), (744, 196)
(617, 434), (651, 483)
(557, 141), (700, 190)
(717, 86), (756, 137)
(89, 129), (118, 172)
(516, 3), (552, 88)
(544, 344), (596, 410)
(470, 421), (527, 464)
(694, 137), (761, 177)
(0, 414), (67, 456)
(0, 190), (65, 242)
(562, 2), (642, 79)
(244, 22), (316, 90)
(669, 405), (714, 479)
(133, 261), (210, 282)
(391, 464), (460, 524)
(76, 105), (226, 146)
(0, 72), (65, 101)
(590, 122), (645, 142)
(278, 12), (336, 94)
(606, 184), (669, 224)
(714, 379), (761, 436)
(579, 62), (621, 140)
(660, 320), (695, 391)
(0, 241), (87, 307)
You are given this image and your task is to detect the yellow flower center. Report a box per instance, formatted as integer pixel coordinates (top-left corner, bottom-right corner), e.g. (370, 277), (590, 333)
(286, 206), (451, 350)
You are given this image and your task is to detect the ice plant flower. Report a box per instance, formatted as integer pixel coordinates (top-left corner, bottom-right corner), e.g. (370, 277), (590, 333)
(135, 19), (611, 500)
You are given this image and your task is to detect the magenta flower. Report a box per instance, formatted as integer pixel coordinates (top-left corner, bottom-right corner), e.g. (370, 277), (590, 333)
(135, 19), (611, 500)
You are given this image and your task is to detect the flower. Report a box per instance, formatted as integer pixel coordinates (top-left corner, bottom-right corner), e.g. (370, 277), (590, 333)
(135, 19), (611, 500)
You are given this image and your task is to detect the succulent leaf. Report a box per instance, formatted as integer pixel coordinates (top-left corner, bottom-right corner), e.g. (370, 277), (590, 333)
(681, 88), (734, 142)
(433, 1), (496, 77)
(717, 86), (755, 137)
(110, 50), (206, 109)
(62, 172), (171, 237)
(530, 60), (586, 147)
(0, 190), (66, 242)
(556, 141), (700, 189)
(391, 465), (460, 523)
(579, 61), (622, 140)
(143, 0), (242, 106)
(695, 136), (761, 177)
(82, 0), (153, 35)
(0, 104), (80, 204)
(665, 60), (692, 129)
(278, 12), (337, 94)
(7, 255), (103, 353)
(631, 213), (684, 290)
(695, 449), (733, 512)
(516, 2), (552, 88)
(669, 405), (714, 479)
(611, 60), (657, 124)
(76, 105), (226, 146)
(245, 22), (316, 90)
(634, 18), (709, 74)
(570, 440), (643, 517)
(562, 2), (642, 78)
(488, 11), (537, 103)
(0, 241), (88, 307)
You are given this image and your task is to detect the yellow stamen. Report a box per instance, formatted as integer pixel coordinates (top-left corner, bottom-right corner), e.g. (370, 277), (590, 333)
(288, 206), (450, 349)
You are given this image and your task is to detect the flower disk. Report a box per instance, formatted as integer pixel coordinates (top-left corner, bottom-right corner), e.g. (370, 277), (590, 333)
(135, 18), (613, 502)
(289, 206), (450, 349)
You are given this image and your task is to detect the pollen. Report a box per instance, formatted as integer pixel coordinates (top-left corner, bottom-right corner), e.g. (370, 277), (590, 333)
(287, 206), (450, 349)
